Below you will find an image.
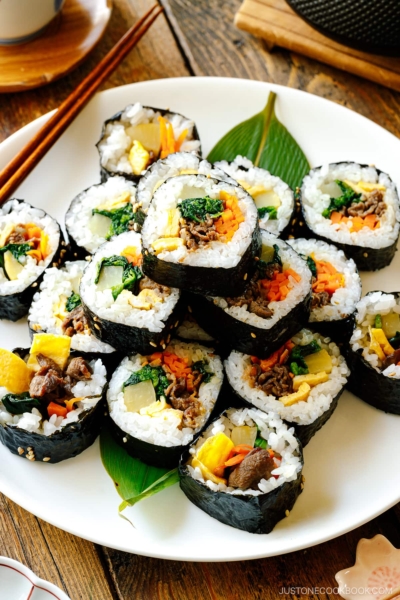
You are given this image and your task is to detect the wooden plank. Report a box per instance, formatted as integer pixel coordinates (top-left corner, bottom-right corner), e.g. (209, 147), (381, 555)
(102, 508), (400, 600)
(0, 494), (116, 599)
(160, 0), (400, 138)
(0, 0), (190, 142)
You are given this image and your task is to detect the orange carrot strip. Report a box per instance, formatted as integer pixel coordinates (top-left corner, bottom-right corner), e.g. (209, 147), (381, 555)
(224, 454), (246, 467)
(232, 445), (253, 454)
(47, 402), (67, 418)
(213, 465), (226, 478)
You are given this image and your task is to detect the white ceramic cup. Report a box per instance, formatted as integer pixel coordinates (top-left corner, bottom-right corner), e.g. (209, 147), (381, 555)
(0, 0), (66, 45)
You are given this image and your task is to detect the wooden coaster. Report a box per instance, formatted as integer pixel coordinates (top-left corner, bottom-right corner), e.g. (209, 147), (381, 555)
(235, 0), (400, 92)
(0, 0), (112, 93)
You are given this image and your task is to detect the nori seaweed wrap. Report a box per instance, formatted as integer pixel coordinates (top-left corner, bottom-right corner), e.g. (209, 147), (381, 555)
(179, 407), (303, 534)
(346, 291), (400, 414)
(297, 162), (400, 271)
(287, 238), (361, 343)
(188, 232), (312, 358)
(0, 199), (65, 321)
(106, 340), (224, 468)
(80, 231), (184, 355)
(141, 174), (261, 296)
(0, 335), (108, 463)
(214, 156), (295, 238)
(224, 329), (349, 447)
(96, 103), (201, 183)
(65, 176), (139, 260)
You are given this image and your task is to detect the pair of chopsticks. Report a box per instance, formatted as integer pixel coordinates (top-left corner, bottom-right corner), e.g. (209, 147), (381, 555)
(0, 4), (163, 206)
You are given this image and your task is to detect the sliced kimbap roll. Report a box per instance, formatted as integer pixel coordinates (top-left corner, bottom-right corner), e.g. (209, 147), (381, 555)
(189, 232), (312, 357)
(65, 176), (139, 259)
(225, 329), (349, 446)
(141, 174), (261, 296)
(288, 238), (361, 342)
(137, 151), (235, 211)
(97, 103), (201, 183)
(28, 261), (116, 357)
(298, 162), (400, 270)
(179, 407), (303, 534)
(80, 231), (183, 354)
(0, 199), (64, 321)
(215, 156), (295, 237)
(107, 340), (224, 468)
(0, 334), (107, 463)
(347, 291), (400, 414)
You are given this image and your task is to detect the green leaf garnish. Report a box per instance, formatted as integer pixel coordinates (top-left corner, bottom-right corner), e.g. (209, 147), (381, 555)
(0, 243), (31, 273)
(207, 92), (310, 190)
(254, 437), (268, 449)
(306, 255), (317, 277)
(322, 180), (362, 219)
(66, 292), (81, 313)
(2, 392), (42, 415)
(257, 206), (277, 220)
(374, 314), (382, 329)
(179, 197), (223, 223)
(100, 426), (179, 512)
(289, 340), (321, 374)
(93, 204), (145, 239)
(192, 359), (214, 383)
(94, 255), (143, 300)
(123, 365), (169, 399)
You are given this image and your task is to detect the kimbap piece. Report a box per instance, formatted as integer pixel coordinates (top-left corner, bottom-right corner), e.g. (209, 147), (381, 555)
(137, 151), (236, 211)
(287, 238), (361, 342)
(80, 231), (183, 354)
(215, 156), (295, 237)
(0, 334), (107, 463)
(28, 261), (116, 357)
(141, 174), (261, 296)
(189, 232), (312, 357)
(347, 291), (400, 414)
(0, 199), (64, 321)
(225, 329), (349, 446)
(179, 407), (303, 534)
(107, 340), (224, 468)
(298, 163), (400, 270)
(65, 176), (138, 259)
(97, 103), (201, 183)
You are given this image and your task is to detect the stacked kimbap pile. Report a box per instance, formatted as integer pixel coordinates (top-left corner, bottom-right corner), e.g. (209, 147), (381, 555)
(1, 98), (399, 537)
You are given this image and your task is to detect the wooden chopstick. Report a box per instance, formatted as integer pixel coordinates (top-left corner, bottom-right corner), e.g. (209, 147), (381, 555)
(0, 4), (163, 205)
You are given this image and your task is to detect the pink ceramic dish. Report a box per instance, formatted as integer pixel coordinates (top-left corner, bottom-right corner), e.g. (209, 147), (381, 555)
(0, 557), (70, 600)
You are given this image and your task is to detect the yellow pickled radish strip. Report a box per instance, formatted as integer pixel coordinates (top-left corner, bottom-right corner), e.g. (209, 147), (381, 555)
(175, 128), (188, 151)
(28, 333), (71, 371)
(0, 348), (31, 394)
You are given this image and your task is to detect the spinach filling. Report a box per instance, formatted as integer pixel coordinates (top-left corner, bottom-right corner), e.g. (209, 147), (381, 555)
(0, 243), (31, 277)
(95, 255), (143, 300)
(257, 206), (277, 220)
(93, 203), (146, 239)
(192, 359), (214, 383)
(179, 197), (223, 223)
(289, 340), (321, 376)
(257, 244), (282, 277)
(66, 292), (81, 313)
(123, 365), (169, 399)
(1, 392), (42, 416)
(306, 255), (317, 277)
(322, 180), (362, 219)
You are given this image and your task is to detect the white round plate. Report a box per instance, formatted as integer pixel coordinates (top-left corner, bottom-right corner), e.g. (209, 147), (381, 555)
(0, 78), (399, 562)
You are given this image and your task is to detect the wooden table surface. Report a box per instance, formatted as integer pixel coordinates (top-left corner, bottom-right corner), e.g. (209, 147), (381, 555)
(1, 0), (400, 598)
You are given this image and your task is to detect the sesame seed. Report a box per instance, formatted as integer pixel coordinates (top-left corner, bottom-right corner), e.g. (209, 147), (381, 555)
(288, 235), (294, 239)
(27, 447), (32, 451)
(188, 306), (192, 313)
(243, 273), (248, 281)
(302, 475), (306, 483)
(167, 335), (171, 343)
(123, 437), (127, 443)
(27, 455), (35, 461)
(291, 218), (297, 225)
(174, 321), (179, 328)
(61, 241), (66, 246)
(52, 262), (58, 268)
(285, 510), (290, 517)
(133, 223), (139, 232)
(299, 221), (304, 227)
(162, 344), (166, 349)
(150, 341), (157, 347)
(94, 324), (100, 330)
(18, 447), (24, 455)
(363, 252), (368, 257)
(74, 253), (78, 258)
(43, 457), (51, 462)
(85, 255), (92, 261)
(300, 483), (304, 490)
(31, 282), (38, 288)
(93, 316), (99, 322)
(251, 333), (256, 338)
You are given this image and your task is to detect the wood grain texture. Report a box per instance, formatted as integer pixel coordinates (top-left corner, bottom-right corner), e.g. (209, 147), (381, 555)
(0, 0), (189, 142)
(160, 0), (400, 138)
(235, 0), (400, 92)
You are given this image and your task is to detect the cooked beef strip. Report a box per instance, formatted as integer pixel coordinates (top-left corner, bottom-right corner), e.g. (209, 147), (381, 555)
(169, 376), (204, 429)
(180, 216), (220, 250)
(338, 189), (386, 218)
(311, 290), (331, 309)
(66, 357), (92, 380)
(382, 348), (400, 370)
(225, 270), (275, 318)
(228, 448), (275, 490)
(36, 353), (62, 376)
(255, 364), (293, 398)
(62, 305), (89, 337)
(30, 370), (65, 399)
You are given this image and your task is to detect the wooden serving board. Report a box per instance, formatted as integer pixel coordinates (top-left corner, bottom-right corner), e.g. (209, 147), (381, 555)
(235, 0), (400, 92)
